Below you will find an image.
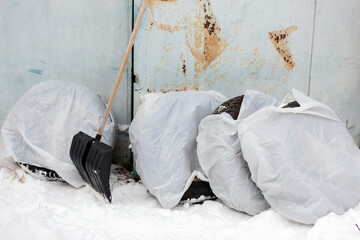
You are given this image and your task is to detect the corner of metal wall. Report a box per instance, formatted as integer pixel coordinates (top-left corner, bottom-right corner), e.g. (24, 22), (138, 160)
(131, 0), (140, 179)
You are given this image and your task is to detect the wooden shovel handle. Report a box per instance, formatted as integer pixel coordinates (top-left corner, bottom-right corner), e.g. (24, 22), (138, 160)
(97, 0), (149, 136)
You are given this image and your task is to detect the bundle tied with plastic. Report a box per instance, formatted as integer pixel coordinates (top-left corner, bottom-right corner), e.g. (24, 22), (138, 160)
(238, 89), (360, 224)
(129, 91), (227, 208)
(197, 90), (278, 215)
(1, 81), (118, 188)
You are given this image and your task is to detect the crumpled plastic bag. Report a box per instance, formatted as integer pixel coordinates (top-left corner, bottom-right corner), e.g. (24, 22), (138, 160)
(129, 90), (227, 208)
(197, 90), (278, 215)
(1, 81), (118, 188)
(238, 89), (360, 224)
(0, 133), (18, 171)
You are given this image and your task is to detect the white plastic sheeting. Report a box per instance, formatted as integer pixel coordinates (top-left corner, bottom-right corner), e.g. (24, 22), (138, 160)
(197, 90), (278, 215)
(1, 81), (118, 188)
(238, 89), (360, 224)
(129, 91), (227, 208)
(238, 90), (280, 120)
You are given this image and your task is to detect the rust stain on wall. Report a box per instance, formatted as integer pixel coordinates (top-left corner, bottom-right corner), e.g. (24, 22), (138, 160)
(146, 0), (226, 92)
(146, 79), (157, 93)
(192, 81), (199, 90)
(160, 84), (188, 93)
(268, 25), (298, 71)
(182, 59), (187, 75)
(146, 87), (156, 93)
(148, 0), (226, 73)
(160, 81), (200, 92)
(180, 53), (187, 76)
(158, 24), (179, 33)
(148, 0), (180, 34)
(246, 48), (266, 75)
(185, 0), (227, 73)
(148, 0), (177, 9)
(147, 79), (199, 93)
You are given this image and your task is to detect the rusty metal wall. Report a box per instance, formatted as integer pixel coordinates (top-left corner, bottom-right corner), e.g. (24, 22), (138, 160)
(134, 0), (360, 145)
(134, 0), (315, 100)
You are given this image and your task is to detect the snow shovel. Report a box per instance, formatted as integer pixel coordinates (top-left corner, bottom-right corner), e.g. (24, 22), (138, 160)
(69, 0), (148, 203)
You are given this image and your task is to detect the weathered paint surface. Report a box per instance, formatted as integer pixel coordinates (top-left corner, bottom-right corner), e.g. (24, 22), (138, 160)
(0, 0), (132, 126)
(309, 0), (360, 145)
(134, 0), (360, 145)
(1, 0), (358, 147)
(0, 0), (132, 161)
(134, 0), (315, 108)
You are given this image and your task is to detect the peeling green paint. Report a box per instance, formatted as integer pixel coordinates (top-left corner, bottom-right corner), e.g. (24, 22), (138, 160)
(28, 69), (43, 75)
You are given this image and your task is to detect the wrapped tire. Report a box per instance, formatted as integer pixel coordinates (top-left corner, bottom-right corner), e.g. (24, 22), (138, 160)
(129, 91), (227, 208)
(197, 90), (278, 215)
(1, 81), (118, 187)
(238, 89), (360, 224)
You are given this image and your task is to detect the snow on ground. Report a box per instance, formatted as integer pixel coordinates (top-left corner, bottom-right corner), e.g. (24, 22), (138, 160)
(0, 163), (360, 240)
(0, 134), (360, 239)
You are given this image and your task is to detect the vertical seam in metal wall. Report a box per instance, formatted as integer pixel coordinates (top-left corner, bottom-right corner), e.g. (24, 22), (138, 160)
(308, 0), (318, 96)
(131, 0), (135, 120)
(130, 0), (137, 177)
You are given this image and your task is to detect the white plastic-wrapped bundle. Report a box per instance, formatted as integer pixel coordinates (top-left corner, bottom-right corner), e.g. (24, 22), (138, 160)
(129, 91), (227, 208)
(1, 81), (118, 188)
(238, 89), (360, 224)
(197, 90), (278, 215)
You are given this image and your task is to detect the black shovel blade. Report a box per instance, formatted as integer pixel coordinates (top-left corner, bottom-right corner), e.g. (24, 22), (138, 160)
(85, 140), (113, 202)
(70, 131), (113, 203)
(69, 132), (93, 184)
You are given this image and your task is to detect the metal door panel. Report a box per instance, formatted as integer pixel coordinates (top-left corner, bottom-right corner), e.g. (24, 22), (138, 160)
(0, 0), (132, 126)
(309, 0), (360, 144)
(134, 0), (315, 111)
